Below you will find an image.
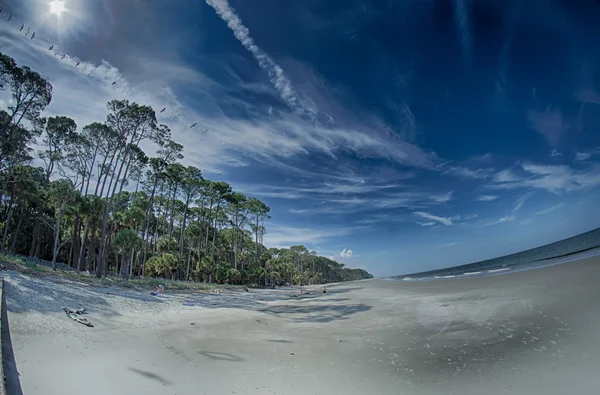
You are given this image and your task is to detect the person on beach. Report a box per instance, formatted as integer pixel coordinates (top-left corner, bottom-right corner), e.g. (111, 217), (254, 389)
(155, 284), (164, 295)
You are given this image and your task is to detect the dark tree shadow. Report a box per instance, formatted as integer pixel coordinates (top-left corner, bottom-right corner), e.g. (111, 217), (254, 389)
(2, 286), (23, 395)
(3, 272), (164, 315)
(305, 297), (351, 303)
(128, 367), (172, 385)
(259, 303), (372, 323)
(198, 351), (244, 362)
(324, 287), (364, 295)
(267, 339), (294, 343)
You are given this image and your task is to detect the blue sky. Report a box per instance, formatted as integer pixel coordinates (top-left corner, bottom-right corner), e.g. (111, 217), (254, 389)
(1, 0), (600, 277)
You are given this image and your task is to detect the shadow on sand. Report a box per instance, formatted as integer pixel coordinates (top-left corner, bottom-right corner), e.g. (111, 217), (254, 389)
(3, 272), (163, 316)
(198, 350), (244, 362)
(259, 302), (372, 323)
(128, 367), (173, 385)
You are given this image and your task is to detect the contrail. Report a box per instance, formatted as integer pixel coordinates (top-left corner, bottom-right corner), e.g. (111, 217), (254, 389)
(205, 0), (314, 119)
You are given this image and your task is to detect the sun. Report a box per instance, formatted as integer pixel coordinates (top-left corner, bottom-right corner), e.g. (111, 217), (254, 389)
(49, 0), (66, 17)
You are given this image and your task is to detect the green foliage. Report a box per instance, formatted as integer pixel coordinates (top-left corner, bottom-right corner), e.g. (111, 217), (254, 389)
(0, 52), (373, 285)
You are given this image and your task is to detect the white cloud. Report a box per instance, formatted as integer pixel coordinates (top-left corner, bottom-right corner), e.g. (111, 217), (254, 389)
(574, 148), (600, 162)
(575, 152), (592, 162)
(551, 149), (562, 157)
(535, 202), (565, 215)
(493, 168), (521, 183)
(205, 0), (314, 119)
(340, 248), (353, 258)
(262, 224), (351, 247)
(417, 221), (436, 227)
(477, 195), (498, 201)
(0, 23), (451, 179)
(414, 211), (453, 226)
(527, 107), (566, 146)
(464, 213), (479, 220)
(513, 192), (533, 212)
(439, 242), (459, 247)
(490, 163), (600, 194)
(430, 191), (453, 203)
(481, 215), (517, 227)
(442, 166), (492, 179)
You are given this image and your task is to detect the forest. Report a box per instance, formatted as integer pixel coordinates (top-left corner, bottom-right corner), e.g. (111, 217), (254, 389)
(0, 52), (373, 285)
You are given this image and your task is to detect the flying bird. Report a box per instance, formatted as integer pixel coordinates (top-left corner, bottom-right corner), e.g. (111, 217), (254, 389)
(76, 61), (80, 67)
(216, 172), (222, 176)
(30, 32), (35, 40)
(201, 128), (209, 135)
(49, 45), (54, 51)
(190, 123), (197, 128)
(160, 108), (166, 113)
(7, 13), (12, 22)
(61, 54), (66, 60)
(24, 27), (30, 36)
(19, 24), (24, 31)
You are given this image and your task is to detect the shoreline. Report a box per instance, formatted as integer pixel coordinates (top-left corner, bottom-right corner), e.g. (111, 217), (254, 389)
(394, 243), (600, 281)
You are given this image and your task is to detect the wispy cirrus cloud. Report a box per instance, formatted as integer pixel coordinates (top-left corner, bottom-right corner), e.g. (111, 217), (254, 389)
(414, 211), (453, 226)
(477, 195), (498, 201)
(490, 163), (600, 194)
(440, 242), (459, 247)
(480, 215), (517, 227)
(263, 224), (352, 247)
(536, 202), (565, 215)
(574, 147), (600, 162)
(512, 192), (533, 212)
(417, 221), (436, 227)
(431, 191), (453, 203)
(205, 0), (315, 120)
(527, 107), (567, 146)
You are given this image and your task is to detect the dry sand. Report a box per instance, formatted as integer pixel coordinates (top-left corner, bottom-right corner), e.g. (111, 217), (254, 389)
(3, 256), (600, 395)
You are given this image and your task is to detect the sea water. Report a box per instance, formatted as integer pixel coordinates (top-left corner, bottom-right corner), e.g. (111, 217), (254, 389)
(393, 227), (600, 281)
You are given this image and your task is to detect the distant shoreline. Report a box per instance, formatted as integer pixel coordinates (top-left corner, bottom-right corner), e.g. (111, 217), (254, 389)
(391, 227), (600, 280)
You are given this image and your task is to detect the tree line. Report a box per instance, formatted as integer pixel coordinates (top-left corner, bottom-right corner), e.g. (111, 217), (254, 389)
(0, 52), (373, 285)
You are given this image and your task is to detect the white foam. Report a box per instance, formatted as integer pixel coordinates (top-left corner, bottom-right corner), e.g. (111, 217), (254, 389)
(487, 268), (510, 273)
(463, 271), (482, 276)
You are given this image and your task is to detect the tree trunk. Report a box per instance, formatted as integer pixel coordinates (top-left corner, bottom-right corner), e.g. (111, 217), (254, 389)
(255, 214), (259, 262)
(211, 203), (220, 263)
(29, 215), (41, 258)
(186, 245), (192, 281)
(0, 203), (13, 253)
(86, 229), (97, 272)
(51, 205), (65, 271)
(77, 221), (89, 272)
(9, 214), (23, 255)
(178, 196), (191, 256)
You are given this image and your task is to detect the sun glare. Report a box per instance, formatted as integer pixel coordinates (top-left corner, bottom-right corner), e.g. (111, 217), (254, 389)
(49, 0), (66, 16)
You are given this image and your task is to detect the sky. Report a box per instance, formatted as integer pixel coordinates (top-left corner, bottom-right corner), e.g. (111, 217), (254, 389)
(1, 0), (600, 277)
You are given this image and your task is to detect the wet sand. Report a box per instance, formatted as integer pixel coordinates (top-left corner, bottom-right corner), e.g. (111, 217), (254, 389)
(4, 256), (600, 394)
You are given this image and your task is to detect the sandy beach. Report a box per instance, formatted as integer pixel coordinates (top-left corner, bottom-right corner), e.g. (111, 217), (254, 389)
(3, 256), (600, 395)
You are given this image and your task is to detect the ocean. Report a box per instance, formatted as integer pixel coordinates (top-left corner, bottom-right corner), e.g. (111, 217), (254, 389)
(392, 227), (600, 281)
